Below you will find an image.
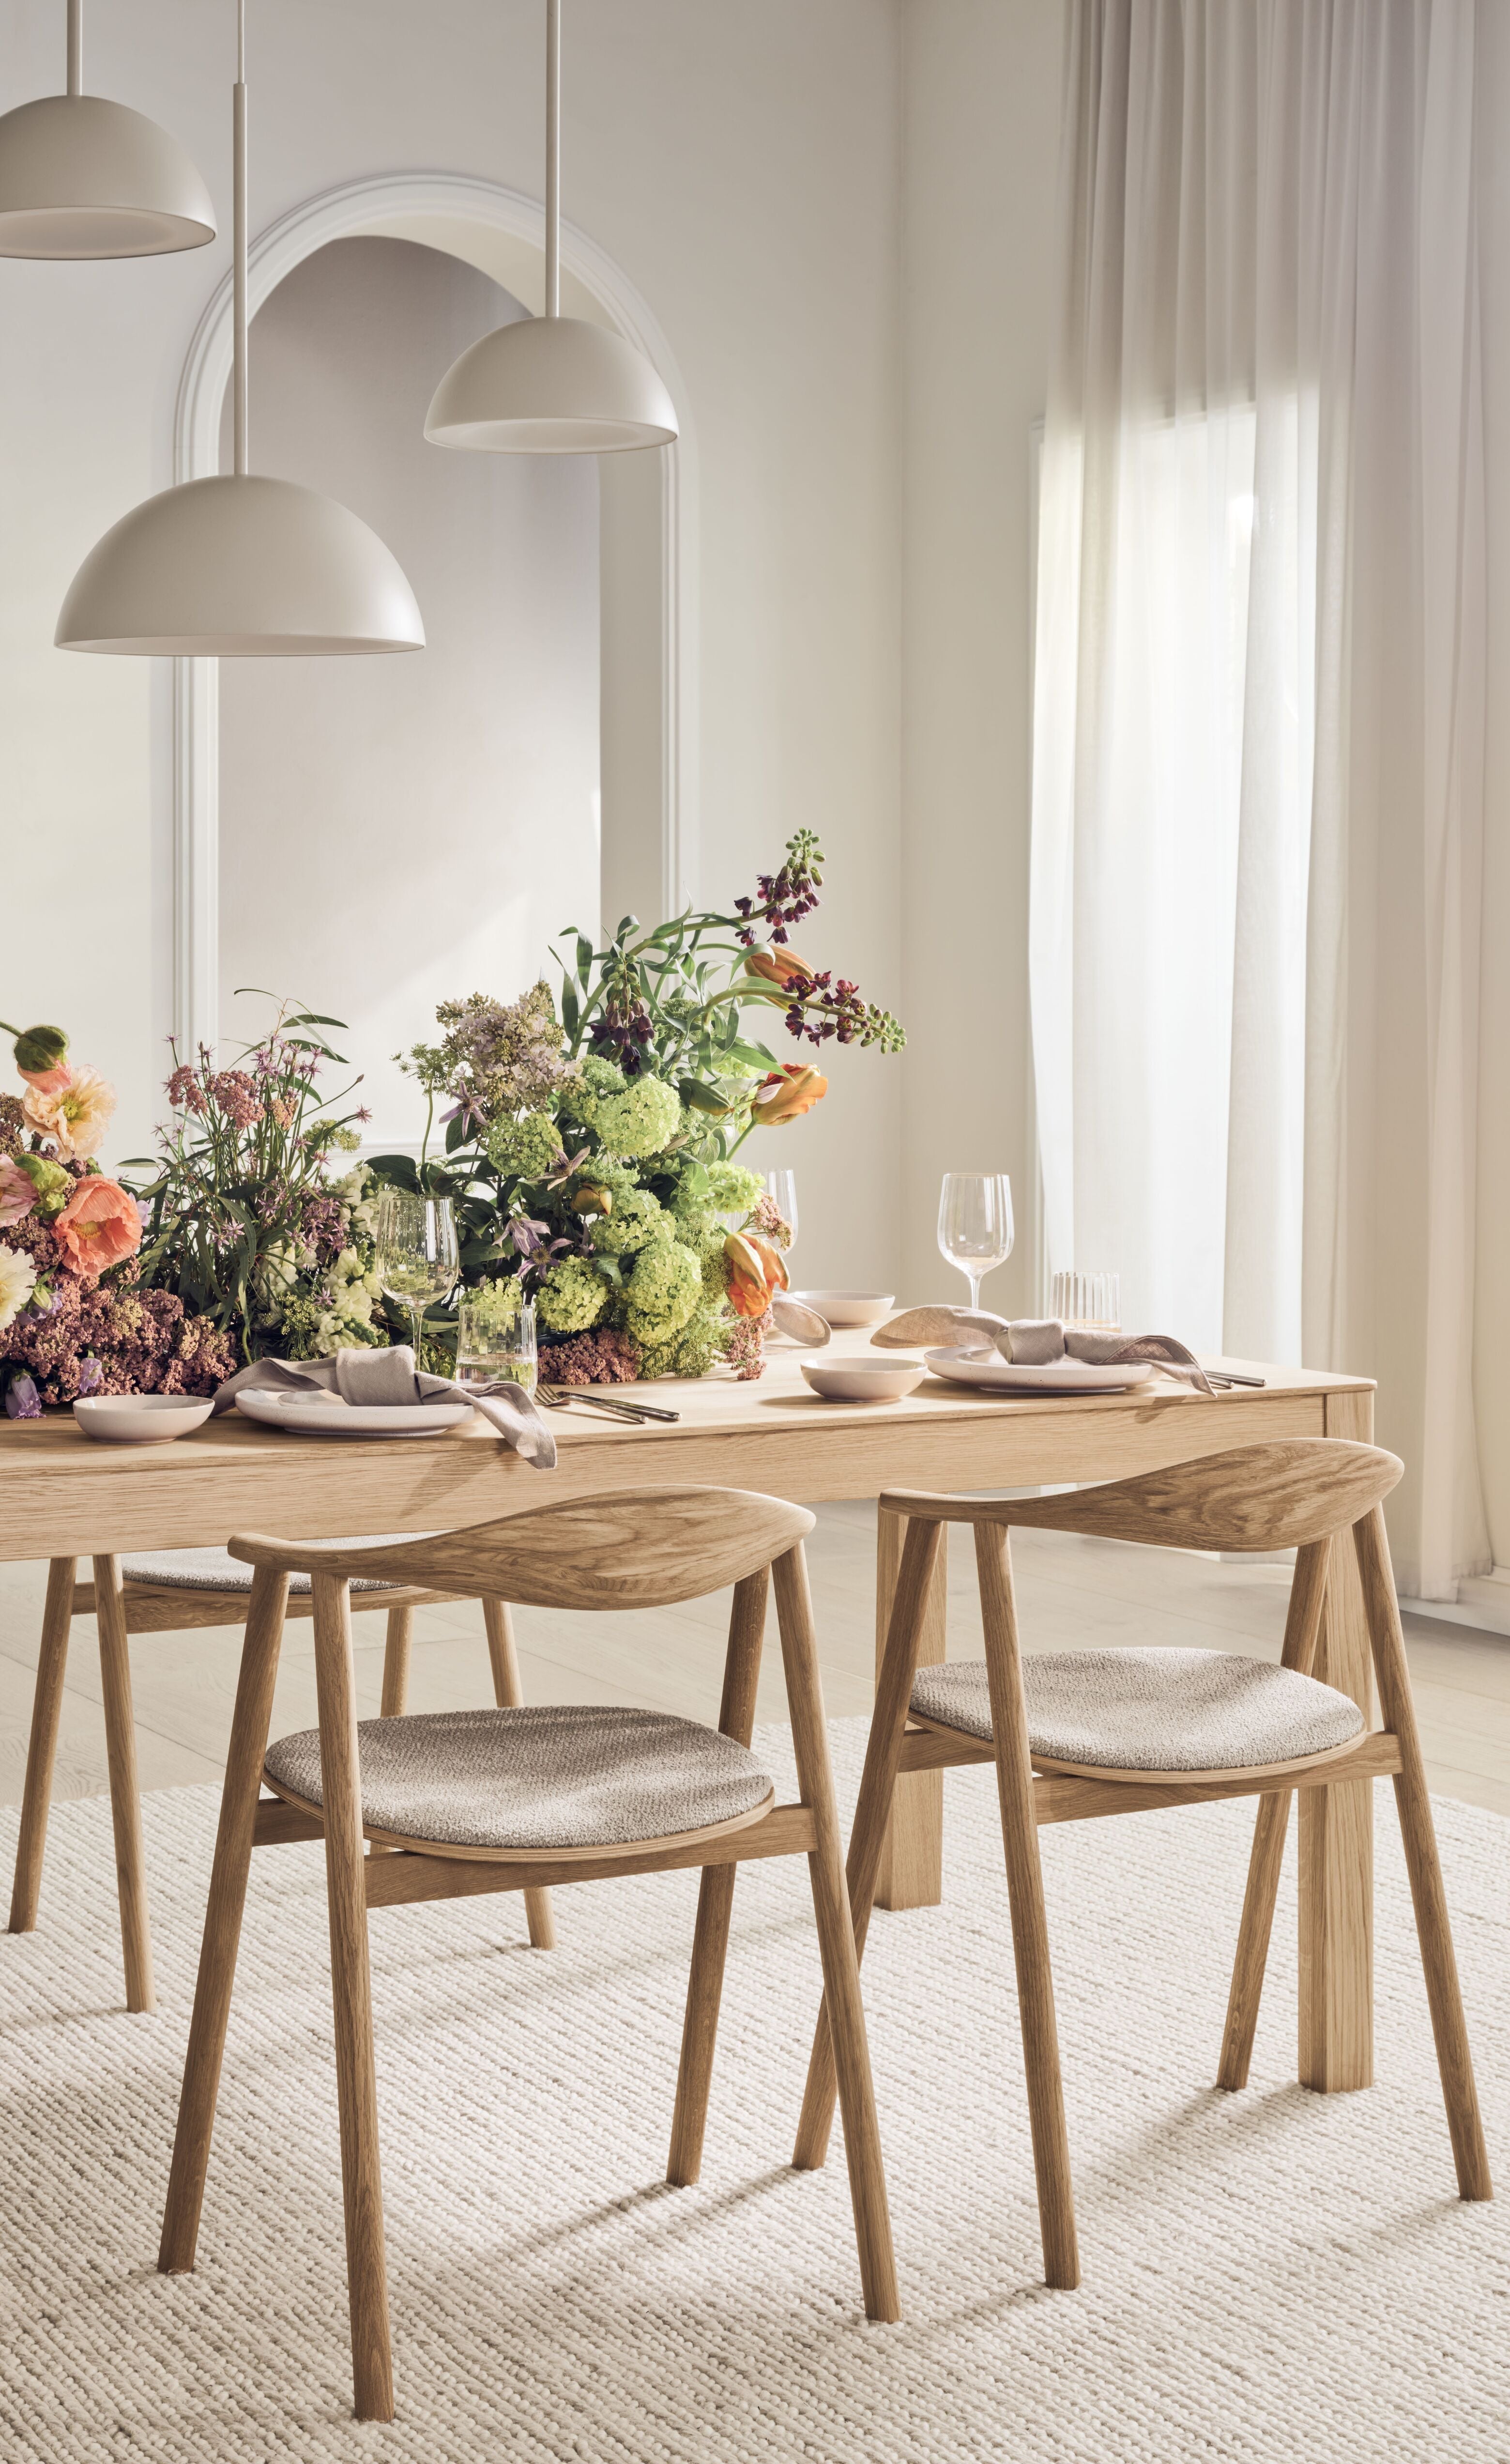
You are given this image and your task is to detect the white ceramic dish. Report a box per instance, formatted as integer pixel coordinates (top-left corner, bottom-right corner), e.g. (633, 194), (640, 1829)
(923, 1347), (1156, 1397)
(802, 1357), (924, 1404)
(73, 1395), (215, 1445)
(234, 1391), (474, 1440)
(791, 1290), (896, 1329)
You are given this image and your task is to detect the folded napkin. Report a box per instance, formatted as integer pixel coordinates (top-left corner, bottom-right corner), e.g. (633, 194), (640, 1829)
(213, 1344), (557, 1469)
(875, 1306), (1214, 1395)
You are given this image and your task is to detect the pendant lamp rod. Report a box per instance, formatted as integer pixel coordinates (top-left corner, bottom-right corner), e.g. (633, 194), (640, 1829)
(232, 0), (248, 477)
(545, 0), (560, 317)
(66, 0), (82, 96)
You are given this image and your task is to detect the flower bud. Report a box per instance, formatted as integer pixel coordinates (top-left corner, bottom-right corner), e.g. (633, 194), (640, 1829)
(745, 946), (815, 990)
(749, 1063), (828, 1126)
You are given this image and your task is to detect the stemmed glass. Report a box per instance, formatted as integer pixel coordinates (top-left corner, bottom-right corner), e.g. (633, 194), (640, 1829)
(937, 1172), (1014, 1312)
(373, 1189), (459, 1365)
(764, 1169), (798, 1259)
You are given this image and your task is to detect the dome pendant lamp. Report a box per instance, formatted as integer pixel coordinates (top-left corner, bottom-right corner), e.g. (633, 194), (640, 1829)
(0, 0), (215, 259)
(426, 0), (677, 454)
(56, 0), (425, 657)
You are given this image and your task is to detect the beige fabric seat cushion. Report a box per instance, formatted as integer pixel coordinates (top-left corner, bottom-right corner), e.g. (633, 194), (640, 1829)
(263, 1703), (776, 1851)
(910, 1648), (1365, 1773)
(119, 1537), (439, 1596)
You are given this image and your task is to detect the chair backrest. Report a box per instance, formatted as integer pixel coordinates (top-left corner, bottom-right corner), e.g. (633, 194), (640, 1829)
(882, 1439), (1402, 1555)
(228, 1484), (816, 1611)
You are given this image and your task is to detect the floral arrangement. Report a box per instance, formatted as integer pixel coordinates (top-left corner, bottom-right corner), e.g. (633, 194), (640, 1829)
(374, 833), (904, 1384)
(124, 1004), (392, 1367)
(0, 1022), (235, 1417)
(0, 838), (903, 1410)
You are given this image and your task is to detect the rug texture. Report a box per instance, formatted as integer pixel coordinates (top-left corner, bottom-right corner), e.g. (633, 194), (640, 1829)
(0, 1724), (1506, 2464)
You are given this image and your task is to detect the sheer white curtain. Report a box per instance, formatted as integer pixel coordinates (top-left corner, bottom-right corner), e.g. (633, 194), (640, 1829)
(1030, 0), (1487, 1594)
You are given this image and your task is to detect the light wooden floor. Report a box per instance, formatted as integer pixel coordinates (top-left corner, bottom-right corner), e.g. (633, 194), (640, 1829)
(1, 1504), (1507, 1818)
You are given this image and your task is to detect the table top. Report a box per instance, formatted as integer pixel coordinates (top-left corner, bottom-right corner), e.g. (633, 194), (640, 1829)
(0, 1349), (1375, 1563)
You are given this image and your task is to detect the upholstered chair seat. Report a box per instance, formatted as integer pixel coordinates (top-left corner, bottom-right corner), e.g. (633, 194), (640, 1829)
(910, 1647), (1365, 1774)
(263, 1702), (776, 1853)
(121, 1538), (433, 1595)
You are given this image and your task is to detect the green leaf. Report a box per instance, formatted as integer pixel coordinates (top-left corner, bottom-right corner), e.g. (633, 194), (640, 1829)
(679, 1078), (731, 1116)
(576, 934), (595, 984)
(560, 980), (580, 1035)
(364, 1152), (421, 1192)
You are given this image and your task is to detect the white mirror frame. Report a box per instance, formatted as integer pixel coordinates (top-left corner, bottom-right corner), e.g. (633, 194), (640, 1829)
(170, 169), (696, 1054)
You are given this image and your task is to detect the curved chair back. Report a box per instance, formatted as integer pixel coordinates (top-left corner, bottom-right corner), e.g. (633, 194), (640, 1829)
(227, 1484), (817, 1611)
(882, 1438), (1402, 1555)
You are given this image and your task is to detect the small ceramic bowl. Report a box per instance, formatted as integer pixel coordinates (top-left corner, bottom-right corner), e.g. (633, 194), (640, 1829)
(74, 1395), (215, 1446)
(801, 1357), (925, 1404)
(791, 1290), (896, 1329)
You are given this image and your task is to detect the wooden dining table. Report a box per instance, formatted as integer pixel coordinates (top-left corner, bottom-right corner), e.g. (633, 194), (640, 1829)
(0, 1346), (1377, 2091)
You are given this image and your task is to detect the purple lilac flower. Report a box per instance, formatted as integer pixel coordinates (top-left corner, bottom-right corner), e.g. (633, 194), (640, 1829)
(5, 1373), (41, 1418)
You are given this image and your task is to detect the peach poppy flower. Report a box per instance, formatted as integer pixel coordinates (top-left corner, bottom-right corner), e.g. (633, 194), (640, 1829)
(22, 1063), (118, 1162)
(54, 1177), (143, 1282)
(749, 1063), (828, 1127)
(17, 1061), (72, 1095)
(0, 1158), (35, 1227)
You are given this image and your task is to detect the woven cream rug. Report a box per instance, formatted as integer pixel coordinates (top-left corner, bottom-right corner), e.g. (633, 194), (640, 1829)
(1, 1724), (1506, 2464)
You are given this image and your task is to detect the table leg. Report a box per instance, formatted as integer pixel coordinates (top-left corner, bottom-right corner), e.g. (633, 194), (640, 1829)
(874, 1507), (948, 1912)
(1299, 1389), (1375, 2090)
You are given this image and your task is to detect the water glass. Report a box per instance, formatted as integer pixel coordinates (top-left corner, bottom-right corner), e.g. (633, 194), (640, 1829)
(457, 1289), (537, 1393)
(1051, 1269), (1121, 1332)
(373, 1188), (459, 1361)
(937, 1172), (1014, 1312)
(764, 1169), (798, 1255)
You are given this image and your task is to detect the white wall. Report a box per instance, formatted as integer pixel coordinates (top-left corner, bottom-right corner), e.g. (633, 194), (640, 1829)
(897, 0), (1064, 1314)
(217, 236), (599, 1145)
(0, 0), (904, 1288)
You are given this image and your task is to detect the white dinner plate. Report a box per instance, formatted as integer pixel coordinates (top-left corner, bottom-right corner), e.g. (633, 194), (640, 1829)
(923, 1347), (1157, 1397)
(234, 1392), (474, 1440)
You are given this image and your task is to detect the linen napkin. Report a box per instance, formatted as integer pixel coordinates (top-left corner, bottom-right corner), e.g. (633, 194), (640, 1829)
(874, 1306), (1215, 1395)
(212, 1343), (557, 1469)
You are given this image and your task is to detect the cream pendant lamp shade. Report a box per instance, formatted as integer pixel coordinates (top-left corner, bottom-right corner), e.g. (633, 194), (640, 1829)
(0, 0), (215, 259)
(425, 0), (676, 455)
(56, 0), (423, 658)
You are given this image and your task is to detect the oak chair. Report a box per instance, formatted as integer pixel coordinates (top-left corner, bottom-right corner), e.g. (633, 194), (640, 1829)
(156, 1483), (898, 2423)
(793, 1438), (1491, 2292)
(6, 1541), (554, 2013)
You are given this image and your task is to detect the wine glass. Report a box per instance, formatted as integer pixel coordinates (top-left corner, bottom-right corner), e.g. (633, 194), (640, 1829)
(374, 1189), (459, 1365)
(764, 1168), (798, 1259)
(937, 1172), (1014, 1312)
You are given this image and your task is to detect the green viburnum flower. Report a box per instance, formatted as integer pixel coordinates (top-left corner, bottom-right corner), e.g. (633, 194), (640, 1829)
(589, 1187), (670, 1257)
(537, 1254), (609, 1334)
(485, 1109), (563, 1181)
(571, 1060), (681, 1159)
(624, 1238), (702, 1344)
(702, 1162), (764, 1215)
(638, 1304), (725, 1381)
(13, 1153), (75, 1219)
(562, 1055), (627, 1124)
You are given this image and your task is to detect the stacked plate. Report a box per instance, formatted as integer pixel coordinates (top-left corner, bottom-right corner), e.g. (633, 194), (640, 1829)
(923, 1348), (1155, 1398)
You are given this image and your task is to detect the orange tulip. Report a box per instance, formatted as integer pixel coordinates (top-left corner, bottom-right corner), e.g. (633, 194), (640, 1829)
(724, 1230), (789, 1319)
(54, 1176), (143, 1283)
(749, 1063), (827, 1127)
(745, 945), (815, 991)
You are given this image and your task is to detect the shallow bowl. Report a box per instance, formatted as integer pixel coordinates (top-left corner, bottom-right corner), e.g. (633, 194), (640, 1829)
(74, 1394), (214, 1445)
(790, 1290), (896, 1329)
(801, 1357), (924, 1404)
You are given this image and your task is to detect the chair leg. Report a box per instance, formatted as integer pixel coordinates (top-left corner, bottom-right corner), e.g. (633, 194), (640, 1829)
(160, 1569), (290, 2274)
(793, 1516), (943, 2173)
(1217, 1537), (1331, 2089)
(7, 1558), (76, 1936)
(378, 1603), (413, 1717)
(1353, 1508), (1492, 2200)
(1218, 1791), (1293, 2090)
(668, 1568), (768, 2186)
(312, 1574), (395, 2421)
(976, 1523), (1079, 2291)
(774, 1543), (900, 2325)
(93, 1556), (155, 2014)
(482, 1597), (555, 1951)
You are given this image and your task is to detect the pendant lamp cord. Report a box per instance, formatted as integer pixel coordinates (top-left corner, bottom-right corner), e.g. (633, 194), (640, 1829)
(67, 0), (82, 95)
(545, 0), (560, 318)
(232, 0), (249, 476)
